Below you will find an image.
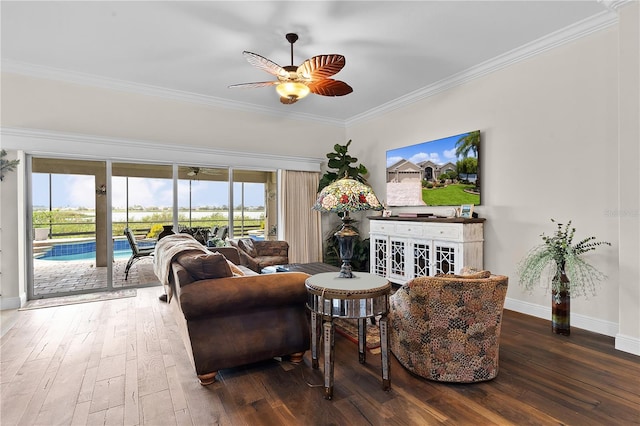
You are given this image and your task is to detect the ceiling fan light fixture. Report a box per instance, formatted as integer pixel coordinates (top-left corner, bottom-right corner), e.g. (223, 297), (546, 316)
(276, 82), (310, 100)
(231, 33), (351, 104)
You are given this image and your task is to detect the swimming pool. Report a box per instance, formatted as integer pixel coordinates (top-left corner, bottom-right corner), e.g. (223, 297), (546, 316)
(39, 239), (140, 261)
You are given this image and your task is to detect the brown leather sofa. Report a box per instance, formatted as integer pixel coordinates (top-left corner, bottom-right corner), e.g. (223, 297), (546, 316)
(229, 238), (289, 273)
(164, 245), (310, 385)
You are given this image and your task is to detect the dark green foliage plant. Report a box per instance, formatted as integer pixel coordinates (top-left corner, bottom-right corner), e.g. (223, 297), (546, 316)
(318, 140), (368, 192)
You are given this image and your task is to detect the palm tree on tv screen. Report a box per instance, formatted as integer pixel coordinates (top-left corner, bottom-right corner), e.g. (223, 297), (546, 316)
(455, 130), (480, 189)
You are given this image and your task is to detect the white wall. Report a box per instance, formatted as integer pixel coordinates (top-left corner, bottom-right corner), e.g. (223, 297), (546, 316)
(616, 2), (640, 354)
(348, 18), (639, 354)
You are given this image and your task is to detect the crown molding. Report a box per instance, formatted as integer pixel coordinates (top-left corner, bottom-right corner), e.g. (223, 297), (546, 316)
(0, 61), (345, 128)
(598, 0), (634, 12)
(0, 127), (323, 172)
(344, 10), (618, 126)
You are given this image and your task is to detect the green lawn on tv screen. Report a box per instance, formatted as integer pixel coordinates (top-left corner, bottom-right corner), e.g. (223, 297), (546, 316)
(422, 184), (480, 206)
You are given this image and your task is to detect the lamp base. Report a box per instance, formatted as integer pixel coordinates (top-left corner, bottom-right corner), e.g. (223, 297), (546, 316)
(335, 213), (358, 279)
(338, 262), (354, 279)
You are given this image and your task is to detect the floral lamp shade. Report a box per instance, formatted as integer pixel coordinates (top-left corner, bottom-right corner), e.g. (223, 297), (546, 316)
(312, 178), (382, 278)
(312, 178), (383, 213)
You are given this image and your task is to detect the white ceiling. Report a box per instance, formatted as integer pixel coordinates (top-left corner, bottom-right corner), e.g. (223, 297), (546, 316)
(1, 1), (615, 124)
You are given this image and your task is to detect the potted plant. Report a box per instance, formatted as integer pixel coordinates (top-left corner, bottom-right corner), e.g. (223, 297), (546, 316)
(517, 219), (610, 335)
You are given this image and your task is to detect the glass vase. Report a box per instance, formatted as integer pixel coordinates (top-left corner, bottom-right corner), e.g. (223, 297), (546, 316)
(551, 264), (570, 335)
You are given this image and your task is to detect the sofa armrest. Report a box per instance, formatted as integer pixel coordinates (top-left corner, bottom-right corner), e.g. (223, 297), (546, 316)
(237, 250), (261, 272)
(179, 272), (310, 320)
(208, 246), (241, 265)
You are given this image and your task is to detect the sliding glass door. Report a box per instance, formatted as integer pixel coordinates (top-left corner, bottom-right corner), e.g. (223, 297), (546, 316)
(30, 158), (109, 298)
(111, 163), (174, 288)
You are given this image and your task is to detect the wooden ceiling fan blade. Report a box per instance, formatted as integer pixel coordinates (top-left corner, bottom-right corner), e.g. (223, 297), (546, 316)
(242, 51), (287, 78)
(297, 55), (346, 80)
(228, 81), (278, 89)
(308, 79), (353, 97)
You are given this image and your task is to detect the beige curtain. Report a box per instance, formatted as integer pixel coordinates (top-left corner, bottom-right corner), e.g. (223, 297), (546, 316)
(281, 170), (323, 263)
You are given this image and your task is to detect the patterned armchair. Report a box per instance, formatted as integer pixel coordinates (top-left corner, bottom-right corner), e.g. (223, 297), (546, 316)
(389, 272), (509, 382)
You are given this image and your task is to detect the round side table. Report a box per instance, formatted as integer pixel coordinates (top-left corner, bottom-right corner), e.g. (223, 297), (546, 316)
(305, 272), (391, 400)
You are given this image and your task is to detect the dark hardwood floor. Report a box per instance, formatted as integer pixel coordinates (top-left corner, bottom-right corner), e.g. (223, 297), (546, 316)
(1, 286), (638, 425)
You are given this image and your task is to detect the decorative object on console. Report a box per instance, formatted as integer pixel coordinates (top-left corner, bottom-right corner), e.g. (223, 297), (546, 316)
(459, 204), (474, 218)
(386, 130), (481, 207)
(313, 178), (383, 278)
(517, 219), (610, 335)
(229, 33), (352, 105)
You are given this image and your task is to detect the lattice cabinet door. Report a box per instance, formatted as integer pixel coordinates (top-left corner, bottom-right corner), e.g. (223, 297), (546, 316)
(432, 241), (459, 275)
(370, 235), (388, 277)
(388, 237), (408, 282)
(411, 239), (431, 278)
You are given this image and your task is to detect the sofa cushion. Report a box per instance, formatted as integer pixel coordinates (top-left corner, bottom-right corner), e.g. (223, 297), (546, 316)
(176, 251), (233, 281)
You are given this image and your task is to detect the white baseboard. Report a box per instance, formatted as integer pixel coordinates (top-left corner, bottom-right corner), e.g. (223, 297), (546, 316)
(505, 297), (639, 356)
(615, 334), (640, 356)
(504, 297), (628, 340)
(0, 294), (25, 310)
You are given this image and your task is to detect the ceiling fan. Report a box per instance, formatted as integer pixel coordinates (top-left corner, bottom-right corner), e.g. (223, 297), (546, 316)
(184, 167), (226, 178)
(229, 33), (353, 105)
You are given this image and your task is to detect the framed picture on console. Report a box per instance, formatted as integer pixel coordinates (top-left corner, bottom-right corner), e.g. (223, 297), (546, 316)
(386, 130), (481, 207)
(459, 204), (474, 218)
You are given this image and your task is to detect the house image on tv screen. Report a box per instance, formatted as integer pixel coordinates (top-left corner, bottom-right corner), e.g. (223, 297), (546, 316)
(386, 130), (480, 207)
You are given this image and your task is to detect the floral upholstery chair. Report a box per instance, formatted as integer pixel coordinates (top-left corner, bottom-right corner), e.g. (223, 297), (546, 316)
(389, 271), (509, 383)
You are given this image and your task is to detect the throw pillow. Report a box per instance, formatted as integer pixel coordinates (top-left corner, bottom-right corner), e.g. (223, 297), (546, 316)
(435, 268), (491, 279)
(176, 251), (233, 280)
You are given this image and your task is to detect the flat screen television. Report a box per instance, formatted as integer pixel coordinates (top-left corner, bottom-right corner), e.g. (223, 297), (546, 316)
(386, 130), (480, 207)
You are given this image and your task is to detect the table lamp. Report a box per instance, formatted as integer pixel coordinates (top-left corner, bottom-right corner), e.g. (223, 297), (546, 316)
(313, 177), (383, 278)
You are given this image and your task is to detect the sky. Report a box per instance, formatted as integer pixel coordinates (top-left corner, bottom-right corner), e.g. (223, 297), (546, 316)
(386, 131), (477, 168)
(32, 174), (265, 209)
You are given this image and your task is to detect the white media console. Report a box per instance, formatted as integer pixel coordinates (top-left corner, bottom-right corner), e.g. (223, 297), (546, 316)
(369, 217), (485, 285)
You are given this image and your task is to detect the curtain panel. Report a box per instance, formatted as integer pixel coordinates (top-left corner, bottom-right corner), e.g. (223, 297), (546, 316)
(281, 170), (323, 263)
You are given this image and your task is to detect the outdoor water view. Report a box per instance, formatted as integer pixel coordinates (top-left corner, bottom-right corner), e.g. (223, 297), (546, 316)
(33, 173), (269, 243)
